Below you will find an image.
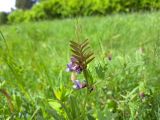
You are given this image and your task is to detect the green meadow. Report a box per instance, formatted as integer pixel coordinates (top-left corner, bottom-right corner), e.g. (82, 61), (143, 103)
(0, 12), (160, 119)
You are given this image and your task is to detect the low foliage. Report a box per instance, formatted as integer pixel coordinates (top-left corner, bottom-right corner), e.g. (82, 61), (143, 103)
(0, 12), (160, 119)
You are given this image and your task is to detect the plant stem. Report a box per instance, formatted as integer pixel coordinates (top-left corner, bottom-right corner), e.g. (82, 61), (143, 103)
(0, 89), (14, 112)
(83, 69), (88, 86)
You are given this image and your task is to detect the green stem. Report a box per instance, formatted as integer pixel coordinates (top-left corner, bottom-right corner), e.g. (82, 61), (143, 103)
(83, 69), (89, 86)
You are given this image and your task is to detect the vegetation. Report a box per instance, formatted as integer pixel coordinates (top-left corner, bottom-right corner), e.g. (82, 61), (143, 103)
(0, 12), (8, 25)
(0, 12), (160, 119)
(6, 0), (160, 23)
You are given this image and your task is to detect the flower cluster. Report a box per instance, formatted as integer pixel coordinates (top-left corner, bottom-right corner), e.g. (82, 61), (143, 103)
(66, 57), (83, 74)
(66, 58), (87, 89)
(72, 80), (87, 89)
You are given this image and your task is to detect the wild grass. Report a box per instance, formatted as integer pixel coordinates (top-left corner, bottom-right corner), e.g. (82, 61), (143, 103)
(0, 12), (160, 119)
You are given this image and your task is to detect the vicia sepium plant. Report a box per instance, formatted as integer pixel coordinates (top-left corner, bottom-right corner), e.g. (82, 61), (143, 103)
(66, 39), (95, 91)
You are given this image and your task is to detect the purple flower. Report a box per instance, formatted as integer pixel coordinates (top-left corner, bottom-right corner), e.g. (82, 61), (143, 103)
(72, 80), (87, 89)
(66, 57), (83, 74)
